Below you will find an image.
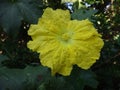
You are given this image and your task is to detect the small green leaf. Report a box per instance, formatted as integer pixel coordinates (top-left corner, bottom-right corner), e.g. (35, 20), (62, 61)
(71, 8), (97, 20)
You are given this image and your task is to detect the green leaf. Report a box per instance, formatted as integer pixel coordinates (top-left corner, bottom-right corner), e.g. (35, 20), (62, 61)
(0, 65), (49, 90)
(17, 0), (43, 23)
(0, 2), (22, 34)
(71, 8), (97, 20)
(0, 55), (9, 67)
(79, 70), (98, 88)
(0, 0), (43, 35)
(42, 76), (74, 90)
(0, 55), (9, 61)
(65, 66), (98, 90)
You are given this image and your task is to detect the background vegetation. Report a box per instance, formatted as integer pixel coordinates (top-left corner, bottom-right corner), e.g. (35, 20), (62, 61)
(0, 0), (120, 90)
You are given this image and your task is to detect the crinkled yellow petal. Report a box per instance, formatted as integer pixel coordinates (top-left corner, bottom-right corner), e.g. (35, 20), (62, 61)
(38, 8), (70, 23)
(27, 8), (104, 76)
(40, 46), (73, 76)
(38, 8), (70, 31)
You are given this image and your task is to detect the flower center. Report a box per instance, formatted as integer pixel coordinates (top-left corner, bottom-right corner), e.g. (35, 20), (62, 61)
(61, 33), (70, 41)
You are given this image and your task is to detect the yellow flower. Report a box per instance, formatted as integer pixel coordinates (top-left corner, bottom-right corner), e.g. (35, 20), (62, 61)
(27, 8), (104, 76)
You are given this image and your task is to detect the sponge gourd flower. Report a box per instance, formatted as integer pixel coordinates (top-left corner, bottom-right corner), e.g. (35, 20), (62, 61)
(27, 8), (104, 76)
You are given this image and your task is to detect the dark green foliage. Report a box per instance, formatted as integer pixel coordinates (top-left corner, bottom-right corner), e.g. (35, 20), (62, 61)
(38, 76), (74, 90)
(65, 66), (98, 90)
(71, 8), (97, 20)
(0, 31), (40, 68)
(95, 64), (120, 90)
(46, 0), (62, 9)
(0, 65), (49, 90)
(0, 0), (43, 36)
(0, 0), (120, 90)
(0, 55), (9, 67)
(37, 66), (98, 90)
